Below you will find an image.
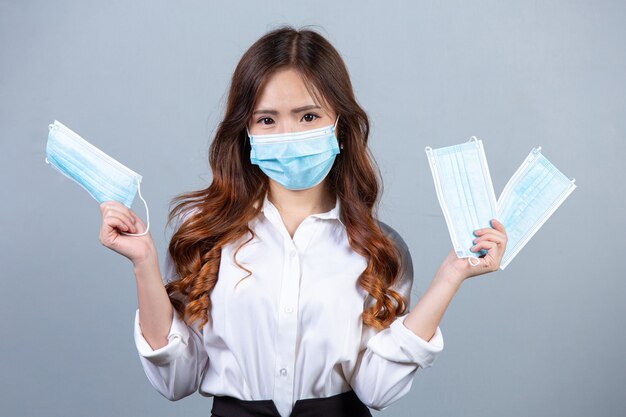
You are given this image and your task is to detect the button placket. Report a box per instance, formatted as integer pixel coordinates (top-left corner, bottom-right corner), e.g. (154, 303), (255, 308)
(273, 239), (301, 408)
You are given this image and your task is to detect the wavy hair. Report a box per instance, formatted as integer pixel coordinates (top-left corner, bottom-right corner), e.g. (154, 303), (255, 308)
(165, 25), (407, 331)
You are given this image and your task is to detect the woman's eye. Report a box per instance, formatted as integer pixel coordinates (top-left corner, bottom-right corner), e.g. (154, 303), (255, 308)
(302, 113), (319, 122)
(256, 114), (319, 125)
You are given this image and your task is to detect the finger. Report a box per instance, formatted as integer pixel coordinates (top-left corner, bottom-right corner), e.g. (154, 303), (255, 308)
(101, 217), (130, 238)
(126, 211), (146, 234)
(473, 227), (491, 236)
(99, 200), (127, 214)
(103, 206), (136, 228)
(108, 211), (137, 230)
(473, 227), (507, 242)
(99, 201), (113, 214)
(105, 214), (136, 233)
(128, 211), (146, 231)
(490, 218), (507, 235)
(471, 241), (500, 271)
(471, 240), (497, 255)
(473, 233), (505, 246)
(473, 219), (506, 234)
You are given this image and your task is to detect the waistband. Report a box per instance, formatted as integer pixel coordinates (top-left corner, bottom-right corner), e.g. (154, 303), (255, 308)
(211, 389), (372, 417)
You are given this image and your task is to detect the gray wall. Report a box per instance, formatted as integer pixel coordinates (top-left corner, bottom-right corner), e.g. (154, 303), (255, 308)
(1, 1), (624, 416)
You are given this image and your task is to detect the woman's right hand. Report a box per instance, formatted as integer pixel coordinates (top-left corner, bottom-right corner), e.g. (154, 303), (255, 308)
(99, 201), (157, 266)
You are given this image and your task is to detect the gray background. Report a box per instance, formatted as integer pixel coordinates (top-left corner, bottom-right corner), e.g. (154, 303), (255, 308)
(1, 1), (624, 416)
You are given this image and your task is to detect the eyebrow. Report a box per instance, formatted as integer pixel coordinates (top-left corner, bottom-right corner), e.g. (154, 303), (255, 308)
(252, 105), (321, 115)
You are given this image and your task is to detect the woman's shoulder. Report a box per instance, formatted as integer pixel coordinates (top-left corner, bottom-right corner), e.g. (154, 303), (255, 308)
(373, 219), (415, 302)
(376, 219), (410, 254)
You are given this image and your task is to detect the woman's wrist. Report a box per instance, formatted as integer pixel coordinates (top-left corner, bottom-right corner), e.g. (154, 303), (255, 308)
(133, 250), (160, 279)
(434, 258), (467, 288)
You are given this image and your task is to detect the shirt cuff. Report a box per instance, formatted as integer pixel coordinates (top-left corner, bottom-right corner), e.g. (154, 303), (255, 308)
(366, 314), (444, 368)
(134, 308), (191, 366)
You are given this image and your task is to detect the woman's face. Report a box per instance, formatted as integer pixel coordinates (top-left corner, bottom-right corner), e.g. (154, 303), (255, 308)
(247, 67), (337, 135)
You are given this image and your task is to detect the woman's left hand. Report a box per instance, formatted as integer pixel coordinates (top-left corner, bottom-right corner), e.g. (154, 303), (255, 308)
(436, 218), (508, 284)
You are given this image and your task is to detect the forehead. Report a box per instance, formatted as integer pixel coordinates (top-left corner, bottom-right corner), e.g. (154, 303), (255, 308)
(254, 67), (329, 112)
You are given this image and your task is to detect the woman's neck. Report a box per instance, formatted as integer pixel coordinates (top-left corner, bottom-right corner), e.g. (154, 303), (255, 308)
(267, 180), (336, 221)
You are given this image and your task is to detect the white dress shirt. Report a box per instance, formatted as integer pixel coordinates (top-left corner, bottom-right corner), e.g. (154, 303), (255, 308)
(133, 192), (444, 417)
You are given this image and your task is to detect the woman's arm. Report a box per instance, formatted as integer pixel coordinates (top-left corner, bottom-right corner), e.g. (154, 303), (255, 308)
(98, 200), (174, 349)
(99, 201), (207, 400)
(402, 258), (463, 341)
(345, 219), (506, 411)
(130, 210), (209, 401)
(403, 218), (508, 341)
(132, 246), (209, 401)
(342, 220), (443, 411)
(134, 251), (174, 350)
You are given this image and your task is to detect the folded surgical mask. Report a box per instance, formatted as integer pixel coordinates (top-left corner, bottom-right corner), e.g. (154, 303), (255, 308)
(425, 137), (498, 265)
(425, 137), (576, 269)
(247, 116), (341, 190)
(497, 147), (576, 269)
(45, 120), (150, 236)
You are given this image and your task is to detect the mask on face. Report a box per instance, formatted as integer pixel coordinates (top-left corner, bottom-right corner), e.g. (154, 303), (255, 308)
(497, 147), (576, 269)
(425, 137), (498, 266)
(45, 120), (150, 236)
(247, 116), (341, 190)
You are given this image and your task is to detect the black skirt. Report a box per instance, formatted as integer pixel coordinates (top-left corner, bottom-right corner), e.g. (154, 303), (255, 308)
(210, 389), (373, 417)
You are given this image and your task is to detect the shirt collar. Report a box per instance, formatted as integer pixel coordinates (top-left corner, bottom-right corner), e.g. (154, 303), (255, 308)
(259, 192), (344, 227)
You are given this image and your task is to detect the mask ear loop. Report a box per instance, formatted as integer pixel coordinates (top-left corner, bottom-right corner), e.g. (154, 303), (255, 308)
(334, 115), (343, 149)
(119, 181), (150, 237)
(467, 256), (481, 267)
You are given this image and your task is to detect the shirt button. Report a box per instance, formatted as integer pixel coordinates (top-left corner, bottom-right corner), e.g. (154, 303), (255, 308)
(285, 306), (293, 313)
(290, 250), (297, 258)
(279, 368), (287, 376)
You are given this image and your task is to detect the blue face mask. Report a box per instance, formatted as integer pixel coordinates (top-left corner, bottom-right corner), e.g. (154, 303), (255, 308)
(497, 147), (576, 269)
(45, 120), (150, 236)
(247, 116), (341, 190)
(425, 137), (498, 265)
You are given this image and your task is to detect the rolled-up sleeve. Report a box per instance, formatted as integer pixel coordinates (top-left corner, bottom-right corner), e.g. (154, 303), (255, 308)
(365, 313), (444, 368)
(133, 215), (209, 400)
(134, 308), (208, 400)
(345, 221), (444, 411)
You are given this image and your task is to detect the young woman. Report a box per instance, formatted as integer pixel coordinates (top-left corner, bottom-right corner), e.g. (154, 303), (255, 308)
(99, 26), (507, 417)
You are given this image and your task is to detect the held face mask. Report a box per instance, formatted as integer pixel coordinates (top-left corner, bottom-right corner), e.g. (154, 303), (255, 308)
(247, 116), (341, 190)
(425, 137), (498, 265)
(425, 137), (577, 270)
(45, 120), (150, 236)
(497, 147), (576, 269)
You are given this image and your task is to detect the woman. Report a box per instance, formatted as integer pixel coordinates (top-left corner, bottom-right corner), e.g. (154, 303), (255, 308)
(99, 26), (507, 417)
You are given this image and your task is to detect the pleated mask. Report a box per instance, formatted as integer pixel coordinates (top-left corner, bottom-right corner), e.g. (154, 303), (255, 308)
(497, 147), (576, 269)
(425, 137), (498, 265)
(247, 116), (341, 190)
(45, 120), (150, 236)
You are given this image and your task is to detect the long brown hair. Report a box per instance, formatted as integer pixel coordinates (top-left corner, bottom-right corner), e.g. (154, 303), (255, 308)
(165, 25), (407, 331)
